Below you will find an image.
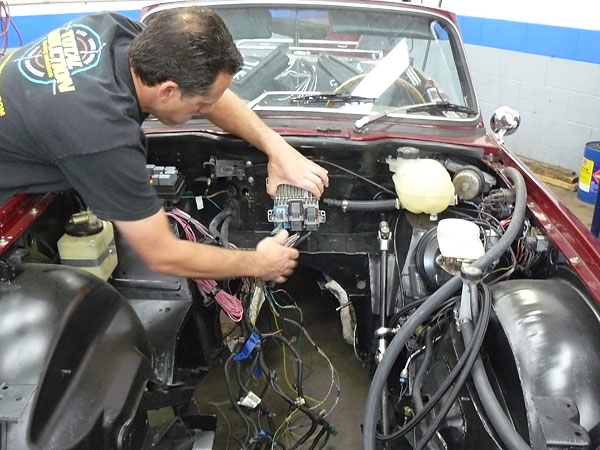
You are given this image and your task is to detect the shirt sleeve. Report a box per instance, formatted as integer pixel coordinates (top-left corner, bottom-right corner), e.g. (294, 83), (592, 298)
(55, 146), (163, 221)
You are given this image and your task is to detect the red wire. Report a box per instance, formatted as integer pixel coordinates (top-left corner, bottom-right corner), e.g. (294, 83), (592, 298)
(165, 211), (244, 322)
(0, 1), (22, 56)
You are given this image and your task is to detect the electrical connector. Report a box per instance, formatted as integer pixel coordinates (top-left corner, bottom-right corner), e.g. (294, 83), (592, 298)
(399, 367), (409, 389)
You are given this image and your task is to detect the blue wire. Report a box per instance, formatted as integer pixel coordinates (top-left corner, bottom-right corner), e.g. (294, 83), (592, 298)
(205, 197), (222, 211)
(181, 195), (222, 211)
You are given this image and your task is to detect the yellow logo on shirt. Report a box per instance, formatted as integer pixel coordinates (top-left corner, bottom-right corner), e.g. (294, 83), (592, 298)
(42, 28), (87, 93)
(0, 49), (16, 117)
(17, 23), (104, 95)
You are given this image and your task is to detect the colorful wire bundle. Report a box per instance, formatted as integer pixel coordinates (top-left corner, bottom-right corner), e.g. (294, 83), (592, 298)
(165, 208), (244, 322)
(0, 1), (22, 56)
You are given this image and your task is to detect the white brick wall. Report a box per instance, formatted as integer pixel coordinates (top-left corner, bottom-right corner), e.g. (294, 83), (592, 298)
(467, 44), (600, 172)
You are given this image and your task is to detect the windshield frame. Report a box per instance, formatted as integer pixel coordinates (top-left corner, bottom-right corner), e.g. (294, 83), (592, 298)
(142, 0), (480, 125)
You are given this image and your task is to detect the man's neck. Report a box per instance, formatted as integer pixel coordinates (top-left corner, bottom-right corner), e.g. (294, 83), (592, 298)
(130, 68), (151, 113)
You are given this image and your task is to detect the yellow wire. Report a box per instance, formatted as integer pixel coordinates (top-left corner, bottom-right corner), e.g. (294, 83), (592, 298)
(272, 408), (299, 448)
(271, 307), (320, 404)
(491, 265), (512, 274)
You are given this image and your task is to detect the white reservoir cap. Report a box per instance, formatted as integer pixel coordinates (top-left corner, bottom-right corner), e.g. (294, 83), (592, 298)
(437, 218), (484, 260)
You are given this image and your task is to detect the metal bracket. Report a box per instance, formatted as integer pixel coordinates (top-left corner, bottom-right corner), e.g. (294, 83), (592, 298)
(0, 383), (36, 423)
(534, 397), (590, 448)
(203, 157), (246, 180)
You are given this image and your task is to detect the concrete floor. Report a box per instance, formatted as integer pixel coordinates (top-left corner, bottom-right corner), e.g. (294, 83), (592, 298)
(547, 185), (595, 228)
(194, 285), (370, 450)
(192, 184), (595, 450)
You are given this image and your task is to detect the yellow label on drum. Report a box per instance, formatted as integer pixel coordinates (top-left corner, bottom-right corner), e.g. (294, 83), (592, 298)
(579, 157), (594, 192)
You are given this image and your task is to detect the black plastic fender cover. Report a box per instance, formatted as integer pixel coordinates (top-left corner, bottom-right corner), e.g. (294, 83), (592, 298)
(490, 278), (600, 446)
(0, 263), (153, 450)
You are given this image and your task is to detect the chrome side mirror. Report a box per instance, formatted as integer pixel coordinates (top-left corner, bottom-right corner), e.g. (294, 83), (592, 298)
(490, 106), (520, 143)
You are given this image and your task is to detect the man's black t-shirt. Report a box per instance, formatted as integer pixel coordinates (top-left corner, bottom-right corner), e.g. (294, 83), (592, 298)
(0, 12), (162, 220)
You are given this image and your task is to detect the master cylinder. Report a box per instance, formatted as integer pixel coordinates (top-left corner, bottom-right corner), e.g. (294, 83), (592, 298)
(268, 184), (326, 231)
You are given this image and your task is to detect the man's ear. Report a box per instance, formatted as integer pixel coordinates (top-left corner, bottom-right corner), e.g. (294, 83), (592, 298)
(156, 81), (180, 103)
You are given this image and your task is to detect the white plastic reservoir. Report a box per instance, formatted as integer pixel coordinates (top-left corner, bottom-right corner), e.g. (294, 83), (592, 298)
(437, 218), (484, 260)
(57, 221), (118, 280)
(391, 158), (455, 214)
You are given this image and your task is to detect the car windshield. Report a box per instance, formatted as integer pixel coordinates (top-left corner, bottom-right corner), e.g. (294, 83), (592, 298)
(207, 5), (477, 118)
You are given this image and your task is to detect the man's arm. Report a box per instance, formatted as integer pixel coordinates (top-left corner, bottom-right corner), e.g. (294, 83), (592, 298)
(204, 89), (329, 197)
(115, 208), (298, 283)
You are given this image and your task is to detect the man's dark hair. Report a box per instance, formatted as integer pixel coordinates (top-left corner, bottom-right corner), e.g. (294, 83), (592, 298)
(129, 7), (243, 97)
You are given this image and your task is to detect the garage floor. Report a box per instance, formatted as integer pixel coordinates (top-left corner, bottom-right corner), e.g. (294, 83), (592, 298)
(194, 277), (370, 449)
(191, 185), (595, 450)
(548, 185), (594, 228)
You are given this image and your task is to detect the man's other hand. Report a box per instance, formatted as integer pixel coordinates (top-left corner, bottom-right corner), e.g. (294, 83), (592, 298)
(255, 229), (299, 283)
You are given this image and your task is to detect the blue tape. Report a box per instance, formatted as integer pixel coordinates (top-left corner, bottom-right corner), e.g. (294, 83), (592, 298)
(233, 331), (260, 361)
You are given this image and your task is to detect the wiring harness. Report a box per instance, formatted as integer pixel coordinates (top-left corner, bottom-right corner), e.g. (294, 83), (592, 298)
(165, 205), (341, 449)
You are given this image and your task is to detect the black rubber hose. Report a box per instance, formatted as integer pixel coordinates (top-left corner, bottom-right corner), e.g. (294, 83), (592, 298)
(208, 207), (234, 240)
(363, 167), (528, 450)
(377, 298), (478, 442)
(412, 326), (436, 413)
(388, 298), (427, 327)
(461, 303), (532, 449)
(221, 215), (232, 248)
(414, 284), (491, 450)
(411, 325), (440, 450)
(323, 198), (398, 211)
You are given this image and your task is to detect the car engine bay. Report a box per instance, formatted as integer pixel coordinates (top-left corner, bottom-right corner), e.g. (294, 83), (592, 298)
(1, 132), (599, 449)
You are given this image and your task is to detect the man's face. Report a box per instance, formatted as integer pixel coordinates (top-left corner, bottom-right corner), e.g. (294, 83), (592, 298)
(154, 71), (233, 126)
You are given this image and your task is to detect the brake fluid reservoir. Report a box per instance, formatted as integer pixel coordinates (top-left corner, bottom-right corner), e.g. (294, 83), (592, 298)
(437, 218), (484, 260)
(57, 212), (118, 281)
(391, 155), (455, 214)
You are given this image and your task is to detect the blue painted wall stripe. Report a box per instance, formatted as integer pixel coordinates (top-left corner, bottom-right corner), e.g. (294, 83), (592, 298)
(5, 10), (140, 48)
(4, 11), (600, 65)
(457, 16), (600, 65)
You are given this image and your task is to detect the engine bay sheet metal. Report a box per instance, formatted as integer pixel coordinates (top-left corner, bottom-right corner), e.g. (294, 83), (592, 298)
(0, 384), (36, 422)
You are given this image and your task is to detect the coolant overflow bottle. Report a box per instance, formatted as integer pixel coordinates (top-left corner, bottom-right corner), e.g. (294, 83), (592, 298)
(390, 146), (455, 214)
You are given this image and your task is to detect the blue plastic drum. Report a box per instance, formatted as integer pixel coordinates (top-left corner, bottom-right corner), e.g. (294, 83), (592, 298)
(578, 142), (600, 204)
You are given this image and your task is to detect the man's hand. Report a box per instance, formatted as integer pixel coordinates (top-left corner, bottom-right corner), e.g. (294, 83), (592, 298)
(202, 90), (328, 197)
(266, 140), (329, 198)
(255, 229), (299, 283)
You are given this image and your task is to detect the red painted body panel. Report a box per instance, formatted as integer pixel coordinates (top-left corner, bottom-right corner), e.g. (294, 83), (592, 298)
(0, 193), (56, 257)
(500, 149), (600, 297)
